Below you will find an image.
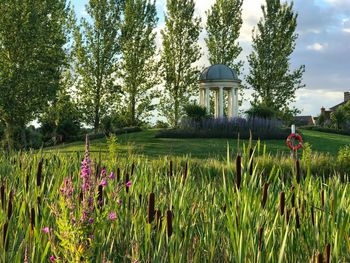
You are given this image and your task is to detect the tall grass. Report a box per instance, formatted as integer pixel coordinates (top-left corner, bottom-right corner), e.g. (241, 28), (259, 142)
(0, 140), (349, 262)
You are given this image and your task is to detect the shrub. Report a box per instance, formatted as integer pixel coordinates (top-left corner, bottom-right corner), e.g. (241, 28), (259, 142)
(337, 145), (350, 173)
(246, 104), (276, 120)
(183, 104), (208, 122)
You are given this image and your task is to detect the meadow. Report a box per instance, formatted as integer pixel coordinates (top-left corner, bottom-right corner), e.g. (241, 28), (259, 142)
(0, 134), (349, 262)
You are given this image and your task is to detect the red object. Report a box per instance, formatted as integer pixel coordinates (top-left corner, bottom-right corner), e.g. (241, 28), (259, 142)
(286, 133), (303, 151)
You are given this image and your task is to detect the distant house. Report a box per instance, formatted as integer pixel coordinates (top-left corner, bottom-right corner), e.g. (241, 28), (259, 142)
(294, 115), (316, 126)
(320, 91), (350, 120)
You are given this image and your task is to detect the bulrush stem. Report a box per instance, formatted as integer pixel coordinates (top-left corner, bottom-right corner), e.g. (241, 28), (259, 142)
(311, 206), (315, 226)
(296, 160), (301, 183)
(7, 191), (12, 220)
(325, 243), (330, 263)
(148, 193), (155, 224)
(291, 186), (295, 207)
(320, 190), (324, 209)
(279, 192), (285, 216)
(262, 183), (268, 209)
(3, 222), (8, 248)
(166, 210), (173, 237)
(36, 158), (43, 187)
(249, 148), (254, 176)
(30, 208), (35, 231)
(236, 155), (242, 190)
(169, 160), (173, 177)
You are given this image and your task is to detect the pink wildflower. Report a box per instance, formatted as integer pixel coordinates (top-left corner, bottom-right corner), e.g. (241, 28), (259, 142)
(109, 172), (115, 180)
(101, 179), (108, 187)
(126, 181), (132, 188)
(117, 199), (122, 205)
(49, 255), (55, 262)
(109, 212), (117, 221)
(42, 227), (49, 234)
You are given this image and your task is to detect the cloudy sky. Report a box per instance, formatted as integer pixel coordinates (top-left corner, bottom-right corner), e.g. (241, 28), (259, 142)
(73, 0), (350, 116)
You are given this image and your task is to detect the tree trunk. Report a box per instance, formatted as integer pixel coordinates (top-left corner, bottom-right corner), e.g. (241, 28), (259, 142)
(3, 120), (14, 152)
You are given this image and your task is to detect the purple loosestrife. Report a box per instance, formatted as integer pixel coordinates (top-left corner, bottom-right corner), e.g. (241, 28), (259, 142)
(42, 227), (49, 234)
(109, 212), (117, 221)
(109, 172), (115, 180)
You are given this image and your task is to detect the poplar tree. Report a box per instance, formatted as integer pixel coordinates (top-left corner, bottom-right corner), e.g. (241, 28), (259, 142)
(0, 0), (69, 150)
(246, 0), (305, 112)
(74, 0), (122, 133)
(205, 0), (243, 73)
(160, 0), (202, 127)
(120, 0), (158, 126)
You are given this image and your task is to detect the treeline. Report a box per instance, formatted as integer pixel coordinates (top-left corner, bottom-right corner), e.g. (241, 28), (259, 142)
(0, 0), (304, 150)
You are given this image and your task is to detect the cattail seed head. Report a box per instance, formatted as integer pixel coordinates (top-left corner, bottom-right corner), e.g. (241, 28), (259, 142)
(30, 208), (35, 231)
(295, 208), (300, 229)
(316, 252), (323, 263)
(131, 162), (135, 176)
(291, 186), (295, 207)
(183, 162), (188, 184)
(249, 148), (254, 176)
(285, 208), (291, 224)
(148, 193), (155, 224)
(166, 210), (173, 237)
(7, 191), (12, 220)
(236, 155), (242, 190)
(37, 158), (43, 187)
(125, 173), (129, 194)
(0, 183), (5, 209)
(320, 190), (324, 208)
(279, 192), (285, 216)
(169, 160), (173, 177)
(325, 243), (330, 263)
(258, 226), (264, 251)
(156, 209), (162, 230)
(296, 160), (301, 183)
(262, 183), (269, 209)
(117, 167), (120, 182)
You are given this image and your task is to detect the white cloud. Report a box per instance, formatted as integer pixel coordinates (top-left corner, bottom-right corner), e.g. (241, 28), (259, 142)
(307, 43), (326, 51)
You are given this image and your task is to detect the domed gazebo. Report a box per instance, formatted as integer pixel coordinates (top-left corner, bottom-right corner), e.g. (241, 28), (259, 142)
(199, 64), (241, 118)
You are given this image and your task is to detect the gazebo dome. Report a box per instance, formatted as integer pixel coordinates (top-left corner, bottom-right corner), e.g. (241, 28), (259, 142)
(199, 64), (239, 83)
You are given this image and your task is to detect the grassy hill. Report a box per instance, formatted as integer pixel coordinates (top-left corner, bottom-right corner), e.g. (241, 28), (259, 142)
(44, 129), (350, 159)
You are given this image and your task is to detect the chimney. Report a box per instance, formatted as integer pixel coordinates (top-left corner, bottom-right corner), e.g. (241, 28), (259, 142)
(344, 92), (350, 102)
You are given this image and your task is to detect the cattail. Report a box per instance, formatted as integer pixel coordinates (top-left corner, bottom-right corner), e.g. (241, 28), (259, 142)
(291, 186), (295, 207)
(311, 206), (315, 226)
(95, 163), (101, 179)
(117, 167), (120, 182)
(279, 192), (285, 216)
(125, 173), (129, 194)
(37, 196), (41, 220)
(169, 160), (173, 177)
(296, 160), (301, 183)
(37, 158), (43, 187)
(139, 194), (142, 205)
(295, 208), (300, 229)
(222, 203), (226, 213)
(1, 183), (5, 209)
(285, 208), (291, 224)
(3, 222), (8, 246)
(98, 185), (103, 208)
(258, 226), (264, 251)
(156, 209), (162, 230)
(316, 252), (323, 263)
(249, 148), (254, 176)
(325, 243), (330, 263)
(131, 162), (135, 176)
(183, 162), (188, 183)
(25, 174), (29, 192)
(148, 193), (155, 224)
(236, 155), (242, 190)
(7, 191), (12, 220)
(30, 208), (35, 231)
(262, 183), (269, 209)
(166, 210), (173, 237)
(320, 190), (324, 208)
(79, 190), (83, 202)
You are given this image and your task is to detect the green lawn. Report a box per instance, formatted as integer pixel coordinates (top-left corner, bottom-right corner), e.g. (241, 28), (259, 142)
(44, 129), (350, 159)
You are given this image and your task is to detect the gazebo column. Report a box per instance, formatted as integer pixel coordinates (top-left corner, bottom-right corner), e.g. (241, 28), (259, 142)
(231, 87), (236, 118)
(228, 88), (232, 118)
(219, 86), (224, 118)
(235, 88), (239, 117)
(205, 87), (210, 115)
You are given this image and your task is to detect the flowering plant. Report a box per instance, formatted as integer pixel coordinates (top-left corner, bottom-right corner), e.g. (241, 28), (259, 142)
(49, 135), (132, 262)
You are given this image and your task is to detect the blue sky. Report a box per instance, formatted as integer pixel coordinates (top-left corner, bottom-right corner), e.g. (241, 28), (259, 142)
(72, 0), (350, 116)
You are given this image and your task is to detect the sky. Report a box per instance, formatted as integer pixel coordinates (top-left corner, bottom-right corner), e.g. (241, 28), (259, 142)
(72, 0), (350, 117)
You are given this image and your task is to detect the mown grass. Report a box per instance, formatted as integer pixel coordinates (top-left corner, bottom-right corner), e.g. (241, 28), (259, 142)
(0, 140), (349, 262)
(45, 129), (350, 158)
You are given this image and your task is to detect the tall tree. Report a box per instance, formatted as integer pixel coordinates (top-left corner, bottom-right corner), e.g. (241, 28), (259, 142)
(0, 0), (69, 150)
(205, 0), (243, 73)
(74, 0), (122, 133)
(160, 0), (202, 127)
(120, 0), (158, 126)
(246, 0), (305, 112)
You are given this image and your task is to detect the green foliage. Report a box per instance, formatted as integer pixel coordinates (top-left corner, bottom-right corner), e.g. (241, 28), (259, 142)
(120, 0), (159, 126)
(183, 104), (208, 122)
(107, 133), (118, 159)
(331, 105), (349, 130)
(337, 145), (350, 172)
(160, 0), (202, 127)
(317, 113), (326, 127)
(73, 0), (123, 133)
(246, 103), (276, 119)
(205, 0), (243, 73)
(0, 0), (69, 149)
(246, 0), (305, 112)
(154, 120), (170, 129)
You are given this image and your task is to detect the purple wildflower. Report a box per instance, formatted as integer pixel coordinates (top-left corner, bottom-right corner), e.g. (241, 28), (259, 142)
(88, 217), (94, 224)
(109, 212), (117, 221)
(49, 255), (56, 262)
(117, 199), (122, 205)
(126, 181), (132, 188)
(101, 167), (106, 177)
(109, 172), (115, 180)
(42, 227), (49, 234)
(101, 179), (108, 187)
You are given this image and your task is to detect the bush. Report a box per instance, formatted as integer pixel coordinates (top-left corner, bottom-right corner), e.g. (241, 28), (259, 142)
(300, 126), (350, 136)
(183, 104), (208, 122)
(246, 104), (276, 119)
(154, 120), (169, 129)
(337, 145), (350, 173)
